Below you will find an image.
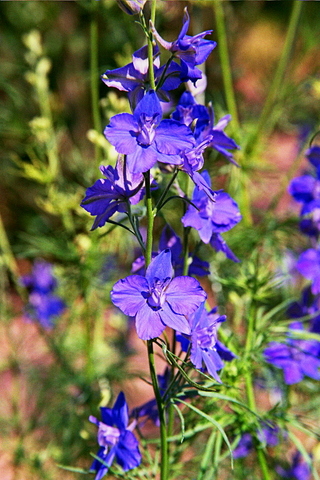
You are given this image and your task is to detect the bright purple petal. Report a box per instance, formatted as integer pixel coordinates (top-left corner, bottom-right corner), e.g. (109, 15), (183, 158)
(104, 114), (139, 154)
(165, 276), (207, 315)
(135, 303), (166, 340)
(111, 276), (148, 316)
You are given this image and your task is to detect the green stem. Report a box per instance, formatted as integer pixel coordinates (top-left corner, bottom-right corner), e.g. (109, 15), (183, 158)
(244, 301), (272, 480)
(143, 171), (154, 267)
(147, 340), (169, 480)
(245, 0), (303, 156)
(212, 0), (240, 132)
(90, 0), (102, 163)
(0, 213), (26, 298)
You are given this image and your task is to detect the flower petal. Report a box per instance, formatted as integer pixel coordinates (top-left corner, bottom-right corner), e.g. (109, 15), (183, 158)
(104, 114), (139, 154)
(166, 276), (207, 315)
(135, 303), (166, 340)
(111, 275), (148, 316)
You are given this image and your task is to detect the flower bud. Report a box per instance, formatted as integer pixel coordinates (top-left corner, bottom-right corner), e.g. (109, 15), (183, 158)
(116, 0), (146, 15)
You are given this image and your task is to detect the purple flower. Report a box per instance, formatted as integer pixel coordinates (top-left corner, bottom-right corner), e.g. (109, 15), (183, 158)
(81, 156), (144, 230)
(296, 248), (320, 294)
(111, 249), (207, 340)
(233, 425), (280, 459)
(177, 303), (236, 382)
(116, 0), (146, 15)
(181, 170), (241, 260)
(104, 90), (194, 174)
(277, 451), (311, 480)
(151, 8), (216, 84)
(195, 103), (240, 165)
(264, 322), (320, 384)
(89, 392), (141, 479)
(171, 91), (209, 127)
(102, 46), (182, 110)
(306, 145), (320, 171)
(21, 260), (66, 329)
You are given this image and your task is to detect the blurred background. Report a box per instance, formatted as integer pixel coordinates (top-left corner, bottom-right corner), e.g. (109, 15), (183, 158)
(0, 0), (320, 479)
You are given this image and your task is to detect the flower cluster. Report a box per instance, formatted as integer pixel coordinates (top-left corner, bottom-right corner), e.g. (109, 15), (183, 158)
(264, 145), (320, 384)
(83, 3), (240, 476)
(21, 260), (66, 329)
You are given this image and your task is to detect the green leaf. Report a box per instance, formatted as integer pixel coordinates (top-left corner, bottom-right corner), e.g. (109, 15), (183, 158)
(57, 464), (90, 474)
(198, 391), (265, 422)
(177, 399), (234, 468)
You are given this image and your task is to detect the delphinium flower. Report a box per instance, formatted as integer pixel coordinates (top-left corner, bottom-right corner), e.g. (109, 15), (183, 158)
(287, 286), (320, 334)
(181, 170), (241, 261)
(151, 7), (217, 84)
(264, 322), (320, 384)
(81, 155), (144, 230)
(170, 93), (239, 199)
(233, 424), (281, 458)
(111, 249), (207, 340)
(89, 392), (141, 479)
(102, 45), (182, 110)
(288, 145), (320, 237)
(177, 302), (236, 382)
(295, 248), (320, 294)
(21, 260), (66, 329)
(116, 0), (147, 16)
(104, 90), (195, 174)
(277, 451), (311, 480)
(131, 225), (210, 277)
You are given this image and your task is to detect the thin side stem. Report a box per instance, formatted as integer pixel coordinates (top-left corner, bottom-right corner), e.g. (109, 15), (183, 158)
(244, 301), (272, 480)
(245, 0), (303, 156)
(212, 0), (240, 132)
(90, 0), (102, 162)
(147, 340), (169, 480)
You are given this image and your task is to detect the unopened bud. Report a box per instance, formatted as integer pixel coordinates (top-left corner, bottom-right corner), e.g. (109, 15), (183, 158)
(116, 0), (146, 15)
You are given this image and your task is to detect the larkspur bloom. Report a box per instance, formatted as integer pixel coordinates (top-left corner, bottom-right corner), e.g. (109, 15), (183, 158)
(131, 225), (210, 277)
(102, 45), (182, 110)
(288, 145), (320, 237)
(287, 286), (320, 334)
(171, 93), (239, 198)
(116, 0), (147, 15)
(89, 392), (141, 480)
(295, 248), (320, 294)
(151, 7), (216, 84)
(233, 425), (281, 458)
(182, 170), (241, 261)
(111, 249), (207, 340)
(264, 322), (320, 384)
(177, 303), (236, 382)
(104, 90), (194, 174)
(81, 156), (144, 230)
(21, 260), (65, 329)
(277, 451), (311, 480)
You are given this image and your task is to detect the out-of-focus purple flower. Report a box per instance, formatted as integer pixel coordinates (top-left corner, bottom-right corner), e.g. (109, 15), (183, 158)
(151, 8), (216, 84)
(89, 392), (141, 479)
(233, 433), (253, 458)
(277, 451), (311, 480)
(102, 46), (182, 110)
(104, 90), (194, 174)
(287, 286), (320, 334)
(296, 248), (320, 294)
(111, 249), (206, 340)
(116, 0), (146, 15)
(131, 226), (210, 277)
(21, 260), (66, 329)
(181, 170), (241, 260)
(306, 145), (320, 171)
(264, 322), (320, 384)
(81, 156), (144, 230)
(233, 424), (281, 459)
(177, 303), (236, 382)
